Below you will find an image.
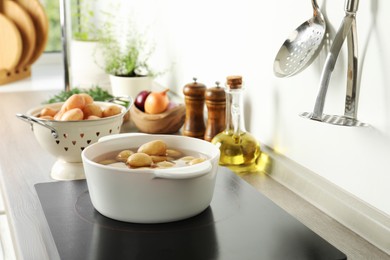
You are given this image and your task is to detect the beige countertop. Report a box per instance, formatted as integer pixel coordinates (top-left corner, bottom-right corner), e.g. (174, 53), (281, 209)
(0, 89), (389, 259)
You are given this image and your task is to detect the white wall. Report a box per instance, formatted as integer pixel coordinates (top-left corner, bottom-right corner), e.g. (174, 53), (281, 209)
(112, 0), (390, 216)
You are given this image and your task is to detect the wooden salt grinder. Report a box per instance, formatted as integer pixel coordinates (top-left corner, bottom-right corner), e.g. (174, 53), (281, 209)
(204, 81), (226, 142)
(183, 78), (206, 139)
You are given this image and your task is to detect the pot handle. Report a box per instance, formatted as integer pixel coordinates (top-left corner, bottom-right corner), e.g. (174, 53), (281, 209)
(107, 96), (133, 116)
(16, 113), (59, 138)
(153, 160), (212, 179)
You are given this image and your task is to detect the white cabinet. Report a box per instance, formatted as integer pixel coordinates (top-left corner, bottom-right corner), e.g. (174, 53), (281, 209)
(0, 191), (4, 215)
(0, 215), (16, 260)
(0, 191), (16, 260)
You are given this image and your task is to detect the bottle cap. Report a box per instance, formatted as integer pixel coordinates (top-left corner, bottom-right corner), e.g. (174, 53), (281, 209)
(226, 75), (243, 89)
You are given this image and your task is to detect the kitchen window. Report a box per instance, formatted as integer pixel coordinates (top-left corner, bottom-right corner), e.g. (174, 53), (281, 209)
(43, 0), (99, 53)
(42, 0), (61, 52)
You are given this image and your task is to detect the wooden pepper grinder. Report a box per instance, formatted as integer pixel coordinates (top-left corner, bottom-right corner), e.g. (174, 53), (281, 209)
(183, 77), (206, 139)
(204, 81), (226, 142)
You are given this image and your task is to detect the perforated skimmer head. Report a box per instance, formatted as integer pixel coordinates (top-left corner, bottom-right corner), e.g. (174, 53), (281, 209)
(274, 0), (326, 78)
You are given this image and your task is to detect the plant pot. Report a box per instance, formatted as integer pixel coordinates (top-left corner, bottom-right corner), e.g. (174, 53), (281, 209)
(70, 40), (110, 91)
(109, 75), (153, 98)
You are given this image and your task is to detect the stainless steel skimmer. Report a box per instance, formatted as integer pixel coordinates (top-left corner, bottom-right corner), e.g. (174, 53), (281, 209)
(300, 0), (368, 127)
(274, 0), (326, 77)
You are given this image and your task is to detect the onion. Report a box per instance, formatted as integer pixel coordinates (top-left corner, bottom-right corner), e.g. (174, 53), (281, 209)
(144, 89), (170, 114)
(134, 90), (151, 112)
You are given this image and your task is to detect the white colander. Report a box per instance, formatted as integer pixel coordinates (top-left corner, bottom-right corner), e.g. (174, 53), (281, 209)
(17, 100), (130, 180)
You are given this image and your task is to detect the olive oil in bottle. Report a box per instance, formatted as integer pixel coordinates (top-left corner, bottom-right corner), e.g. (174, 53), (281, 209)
(211, 76), (261, 173)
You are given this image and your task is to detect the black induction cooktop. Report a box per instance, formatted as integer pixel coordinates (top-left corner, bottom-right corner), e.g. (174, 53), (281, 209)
(35, 167), (347, 260)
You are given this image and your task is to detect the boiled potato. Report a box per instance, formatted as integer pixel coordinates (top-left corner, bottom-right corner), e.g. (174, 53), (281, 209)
(40, 107), (58, 117)
(189, 158), (206, 165)
(156, 161), (175, 168)
(53, 109), (65, 120)
(102, 105), (122, 118)
(116, 150), (135, 163)
(126, 153), (153, 168)
(63, 94), (86, 111)
(166, 149), (183, 159)
(137, 140), (167, 156)
(150, 155), (170, 163)
(60, 108), (84, 121)
(86, 115), (101, 120)
(39, 94), (124, 121)
(180, 156), (196, 162)
(83, 103), (103, 119)
(79, 93), (94, 105)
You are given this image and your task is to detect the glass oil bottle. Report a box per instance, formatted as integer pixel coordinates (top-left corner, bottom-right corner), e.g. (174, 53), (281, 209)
(211, 75), (261, 173)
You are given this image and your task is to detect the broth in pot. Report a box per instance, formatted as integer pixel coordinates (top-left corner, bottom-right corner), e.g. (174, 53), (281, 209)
(95, 140), (208, 170)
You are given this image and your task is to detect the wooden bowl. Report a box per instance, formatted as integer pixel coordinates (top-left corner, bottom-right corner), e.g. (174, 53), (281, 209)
(130, 103), (186, 134)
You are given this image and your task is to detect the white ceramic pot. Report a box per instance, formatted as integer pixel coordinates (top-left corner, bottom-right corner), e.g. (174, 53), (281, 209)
(81, 133), (220, 223)
(109, 75), (153, 99)
(70, 40), (110, 91)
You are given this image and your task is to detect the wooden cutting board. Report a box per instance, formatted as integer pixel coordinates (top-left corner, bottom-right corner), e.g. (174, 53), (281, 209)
(3, 0), (36, 70)
(0, 13), (22, 71)
(14, 0), (48, 65)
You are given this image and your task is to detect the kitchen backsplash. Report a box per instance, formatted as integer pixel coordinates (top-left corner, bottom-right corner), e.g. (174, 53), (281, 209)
(101, 0), (390, 216)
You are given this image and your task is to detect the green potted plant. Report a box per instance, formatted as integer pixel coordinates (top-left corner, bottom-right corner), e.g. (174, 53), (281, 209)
(96, 12), (158, 98)
(69, 0), (109, 90)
